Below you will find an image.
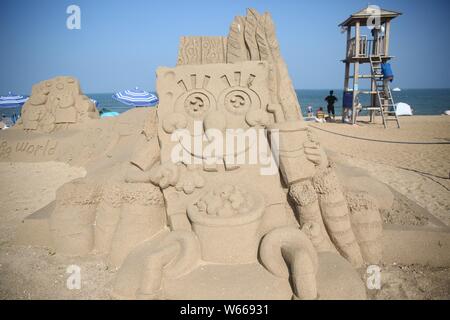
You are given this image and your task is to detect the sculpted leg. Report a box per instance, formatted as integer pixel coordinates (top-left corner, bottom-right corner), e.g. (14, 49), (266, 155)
(259, 227), (318, 300)
(289, 180), (335, 253)
(137, 242), (179, 299)
(313, 166), (364, 268)
(112, 230), (201, 300)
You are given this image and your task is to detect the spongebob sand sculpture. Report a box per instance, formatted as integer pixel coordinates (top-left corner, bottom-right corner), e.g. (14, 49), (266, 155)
(15, 76), (99, 133)
(26, 9), (386, 299)
(112, 8), (382, 299)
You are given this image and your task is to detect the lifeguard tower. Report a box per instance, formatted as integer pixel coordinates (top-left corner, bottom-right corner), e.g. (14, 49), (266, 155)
(340, 6), (401, 128)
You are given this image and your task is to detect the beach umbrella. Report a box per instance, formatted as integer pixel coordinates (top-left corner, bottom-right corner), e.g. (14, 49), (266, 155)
(101, 111), (120, 118)
(0, 92), (29, 108)
(112, 87), (158, 107)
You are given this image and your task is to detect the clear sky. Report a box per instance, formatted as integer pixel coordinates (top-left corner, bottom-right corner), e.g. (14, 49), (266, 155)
(1, 0), (449, 94)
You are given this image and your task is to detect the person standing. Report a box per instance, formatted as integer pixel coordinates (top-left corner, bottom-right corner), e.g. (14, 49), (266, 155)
(325, 90), (338, 120)
(306, 105), (313, 118)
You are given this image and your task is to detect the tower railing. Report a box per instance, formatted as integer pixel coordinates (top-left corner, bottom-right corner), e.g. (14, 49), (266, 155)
(347, 35), (385, 58)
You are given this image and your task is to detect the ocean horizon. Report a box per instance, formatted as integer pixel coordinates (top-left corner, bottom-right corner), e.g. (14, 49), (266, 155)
(2, 88), (449, 118)
(88, 88), (450, 117)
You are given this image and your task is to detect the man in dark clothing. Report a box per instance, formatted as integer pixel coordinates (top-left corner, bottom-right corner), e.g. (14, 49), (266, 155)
(325, 90), (338, 120)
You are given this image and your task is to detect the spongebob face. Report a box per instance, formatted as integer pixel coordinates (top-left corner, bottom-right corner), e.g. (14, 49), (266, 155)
(156, 61), (275, 171)
(158, 61), (271, 137)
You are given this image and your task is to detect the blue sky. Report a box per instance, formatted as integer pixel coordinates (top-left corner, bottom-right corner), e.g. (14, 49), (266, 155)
(1, 0), (449, 94)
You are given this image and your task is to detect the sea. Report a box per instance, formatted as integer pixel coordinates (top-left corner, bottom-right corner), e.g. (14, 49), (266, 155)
(2, 89), (449, 118)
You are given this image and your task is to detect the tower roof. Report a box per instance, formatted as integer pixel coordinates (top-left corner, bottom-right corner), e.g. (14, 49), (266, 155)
(339, 6), (402, 27)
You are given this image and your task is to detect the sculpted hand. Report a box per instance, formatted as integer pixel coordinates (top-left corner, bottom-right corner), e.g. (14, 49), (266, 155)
(125, 163), (152, 183)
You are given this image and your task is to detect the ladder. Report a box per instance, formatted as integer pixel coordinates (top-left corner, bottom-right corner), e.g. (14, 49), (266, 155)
(369, 55), (400, 128)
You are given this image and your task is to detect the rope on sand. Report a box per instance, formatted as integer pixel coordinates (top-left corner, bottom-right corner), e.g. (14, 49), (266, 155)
(309, 125), (450, 190)
(308, 125), (450, 145)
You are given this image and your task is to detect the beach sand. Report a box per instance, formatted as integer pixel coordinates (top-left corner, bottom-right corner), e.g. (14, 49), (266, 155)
(0, 115), (449, 299)
(0, 162), (117, 299)
(310, 115), (450, 226)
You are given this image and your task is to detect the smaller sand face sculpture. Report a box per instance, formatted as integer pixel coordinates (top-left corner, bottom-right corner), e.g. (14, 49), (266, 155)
(17, 76), (99, 133)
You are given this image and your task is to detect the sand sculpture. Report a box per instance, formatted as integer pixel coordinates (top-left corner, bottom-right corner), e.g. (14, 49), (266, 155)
(18, 8), (390, 299)
(15, 76), (99, 133)
(46, 111), (167, 269)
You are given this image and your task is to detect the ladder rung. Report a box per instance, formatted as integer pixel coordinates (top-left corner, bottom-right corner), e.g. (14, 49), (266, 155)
(355, 74), (384, 78)
(349, 74), (383, 78)
(360, 90), (377, 94)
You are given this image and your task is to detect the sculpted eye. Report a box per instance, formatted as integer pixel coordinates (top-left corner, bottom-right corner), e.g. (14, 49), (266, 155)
(218, 72), (258, 116)
(173, 74), (216, 120)
(183, 92), (210, 118)
(224, 92), (250, 114)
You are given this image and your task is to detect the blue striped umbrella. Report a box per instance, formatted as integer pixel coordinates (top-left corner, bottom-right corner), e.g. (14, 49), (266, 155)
(0, 92), (29, 108)
(101, 111), (120, 118)
(112, 87), (158, 107)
